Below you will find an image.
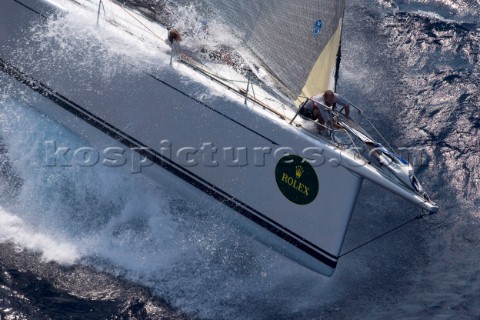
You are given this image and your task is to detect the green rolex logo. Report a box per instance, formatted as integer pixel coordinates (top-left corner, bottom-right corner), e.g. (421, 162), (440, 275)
(275, 155), (319, 205)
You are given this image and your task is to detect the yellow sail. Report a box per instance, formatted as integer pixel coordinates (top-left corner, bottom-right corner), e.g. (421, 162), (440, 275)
(296, 19), (343, 105)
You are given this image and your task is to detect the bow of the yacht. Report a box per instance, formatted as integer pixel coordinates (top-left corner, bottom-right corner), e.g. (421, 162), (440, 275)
(0, 0), (437, 278)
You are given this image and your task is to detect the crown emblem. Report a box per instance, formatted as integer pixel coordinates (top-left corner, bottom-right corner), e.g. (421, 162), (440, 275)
(295, 165), (304, 179)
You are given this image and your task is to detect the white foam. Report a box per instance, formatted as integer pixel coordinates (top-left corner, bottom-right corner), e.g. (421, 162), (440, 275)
(0, 95), (319, 319)
(0, 207), (80, 264)
(413, 10), (456, 24)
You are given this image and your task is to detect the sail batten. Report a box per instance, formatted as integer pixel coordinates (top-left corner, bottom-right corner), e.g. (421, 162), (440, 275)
(203, 0), (346, 100)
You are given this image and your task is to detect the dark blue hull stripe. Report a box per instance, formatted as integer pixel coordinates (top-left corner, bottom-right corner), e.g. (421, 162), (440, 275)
(13, 0), (47, 19)
(0, 57), (337, 269)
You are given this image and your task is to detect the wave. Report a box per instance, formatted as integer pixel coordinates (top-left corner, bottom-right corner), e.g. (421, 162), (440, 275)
(0, 91), (326, 319)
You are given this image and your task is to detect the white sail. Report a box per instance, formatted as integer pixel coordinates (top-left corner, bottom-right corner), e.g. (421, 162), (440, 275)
(202, 0), (345, 101)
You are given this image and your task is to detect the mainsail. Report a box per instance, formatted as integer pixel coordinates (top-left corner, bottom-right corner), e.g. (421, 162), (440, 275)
(202, 0), (345, 101)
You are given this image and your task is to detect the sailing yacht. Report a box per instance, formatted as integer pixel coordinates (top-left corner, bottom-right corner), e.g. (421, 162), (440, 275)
(0, 0), (437, 276)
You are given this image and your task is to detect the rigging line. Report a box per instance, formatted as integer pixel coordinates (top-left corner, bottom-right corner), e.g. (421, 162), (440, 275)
(88, 2), (282, 121)
(177, 57), (285, 119)
(97, 0), (107, 26)
(361, 113), (397, 153)
(115, 1), (163, 41)
(111, 1), (252, 89)
(144, 71), (279, 146)
(339, 210), (437, 258)
(103, 1), (277, 112)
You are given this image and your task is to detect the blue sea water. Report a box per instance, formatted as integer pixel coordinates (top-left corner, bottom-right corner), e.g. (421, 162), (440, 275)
(0, 0), (479, 319)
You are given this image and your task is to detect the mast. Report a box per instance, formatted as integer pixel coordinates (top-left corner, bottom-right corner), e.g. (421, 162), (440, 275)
(334, 2), (346, 92)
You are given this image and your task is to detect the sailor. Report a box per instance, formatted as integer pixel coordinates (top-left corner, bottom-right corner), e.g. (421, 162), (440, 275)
(301, 90), (350, 127)
(166, 29), (182, 52)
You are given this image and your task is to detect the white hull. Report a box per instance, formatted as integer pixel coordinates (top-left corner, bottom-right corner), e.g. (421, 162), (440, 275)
(0, 0), (436, 276)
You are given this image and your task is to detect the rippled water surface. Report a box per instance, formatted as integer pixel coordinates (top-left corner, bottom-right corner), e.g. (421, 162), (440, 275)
(0, 0), (479, 319)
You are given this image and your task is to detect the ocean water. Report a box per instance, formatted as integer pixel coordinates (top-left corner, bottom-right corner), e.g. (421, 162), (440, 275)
(0, 0), (479, 319)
